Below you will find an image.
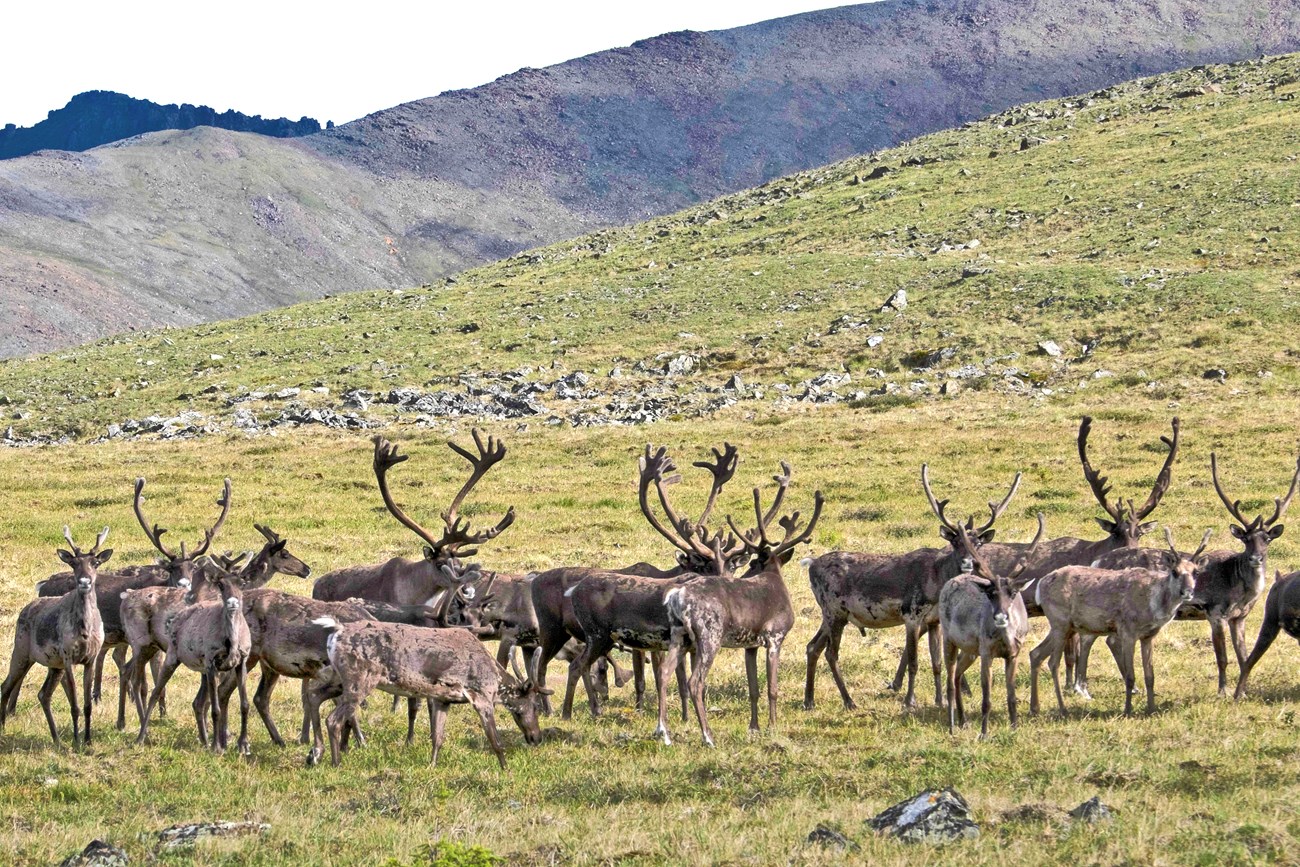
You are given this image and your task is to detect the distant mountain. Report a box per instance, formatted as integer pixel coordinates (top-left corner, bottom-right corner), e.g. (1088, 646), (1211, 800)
(0, 91), (320, 160)
(1, 0), (1299, 358)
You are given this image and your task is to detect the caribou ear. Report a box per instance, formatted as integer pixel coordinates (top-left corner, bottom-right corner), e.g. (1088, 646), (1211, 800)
(976, 528), (996, 544)
(423, 545), (437, 561)
(939, 526), (959, 543)
(94, 549), (114, 566)
(57, 549), (76, 566)
(1010, 574), (1035, 594)
(1137, 521), (1157, 536)
(1095, 518), (1119, 534)
(1230, 525), (1248, 541)
(1269, 524), (1285, 540)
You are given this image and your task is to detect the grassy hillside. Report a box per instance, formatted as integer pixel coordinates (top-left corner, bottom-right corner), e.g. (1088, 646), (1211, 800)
(2, 53), (1298, 439)
(1, 55), (1300, 866)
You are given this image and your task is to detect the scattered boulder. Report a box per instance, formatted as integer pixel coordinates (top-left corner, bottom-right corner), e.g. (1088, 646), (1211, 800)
(867, 334), (884, 348)
(272, 388), (300, 400)
(1203, 368), (1228, 382)
(1038, 340), (1063, 358)
(807, 824), (859, 851)
(881, 289), (908, 311)
(58, 840), (128, 867)
(868, 788), (979, 844)
(663, 354), (697, 376)
(724, 374), (746, 393)
(1069, 796), (1115, 824)
(155, 821), (269, 851)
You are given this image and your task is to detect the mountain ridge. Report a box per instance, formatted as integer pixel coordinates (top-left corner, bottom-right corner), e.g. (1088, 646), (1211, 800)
(0, 90), (321, 160)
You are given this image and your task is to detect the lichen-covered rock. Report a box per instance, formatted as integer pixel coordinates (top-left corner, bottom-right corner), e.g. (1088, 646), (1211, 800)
(58, 840), (128, 867)
(155, 821), (270, 851)
(1070, 796), (1115, 824)
(807, 823), (859, 850)
(868, 788), (979, 844)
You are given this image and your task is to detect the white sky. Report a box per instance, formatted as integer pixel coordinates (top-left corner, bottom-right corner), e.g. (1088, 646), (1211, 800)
(2, 1), (852, 129)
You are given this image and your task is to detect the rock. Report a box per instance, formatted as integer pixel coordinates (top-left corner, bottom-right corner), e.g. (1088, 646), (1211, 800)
(865, 165), (894, 180)
(106, 424), (123, 438)
(232, 409), (259, 430)
(58, 840), (128, 867)
(1038, 340), (1063, 358)
(272, 388), (300, 400)
(950, 364), (985, 380)
(1020, 136), (1047, 150)
(664, 354), (697, 376)
(961, 266), (993, 279)
(907, 347), (956, 370)
(940, 381), (960, 396)
(387, 387), (423, 406)
(1092, 370), (1114, 379)
(724, 374), (745, 393)
(1069, 796), (1115, 824)
(456, 322), (481, 334)
(881, 289), (908, 311)
(341, 389), (372, 410)
(1203, 368), (1228, 382)
(155, 821), (270, 851)
(867, 334), (884, 348)
(807, 824), (859, 851)
(868, 789), (979, 844)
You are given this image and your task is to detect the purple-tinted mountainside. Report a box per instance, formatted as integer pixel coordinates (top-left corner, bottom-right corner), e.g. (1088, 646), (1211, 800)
(1, 0), (1297, 357)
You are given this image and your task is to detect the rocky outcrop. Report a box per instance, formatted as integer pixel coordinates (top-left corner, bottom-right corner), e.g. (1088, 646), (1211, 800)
(0, 91), (319, 160)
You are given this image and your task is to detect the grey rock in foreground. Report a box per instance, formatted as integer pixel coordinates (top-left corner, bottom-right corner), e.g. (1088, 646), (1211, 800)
(1070, 796), (1115, 824)
(57, 840), (128, 867)
(155, 821), (269, 851)
(868, 788), (979, 844)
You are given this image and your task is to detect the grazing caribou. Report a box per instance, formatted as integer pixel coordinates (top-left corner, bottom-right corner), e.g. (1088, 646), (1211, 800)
(305, 619), (550, 768)
(0, 528), (110, 746)
(1030, 528), (1209, 717)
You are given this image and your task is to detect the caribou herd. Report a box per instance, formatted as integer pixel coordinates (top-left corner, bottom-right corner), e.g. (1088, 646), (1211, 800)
(3, 417), (1300, 766)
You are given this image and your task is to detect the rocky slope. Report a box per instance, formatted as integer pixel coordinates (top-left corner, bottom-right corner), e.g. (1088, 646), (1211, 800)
(0, 91), (320, 160)
(2, 0), (1298, 358)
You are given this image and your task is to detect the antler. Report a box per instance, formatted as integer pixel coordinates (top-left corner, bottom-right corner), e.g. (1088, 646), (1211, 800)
(1210, 453), (1253, 529)
(726, 466), (824, 562)
(1266, 453), (1300, 528)
(254, 523), (282, 544)
(189, 478), (233, 558)
(973, 472), (1023, 536)
(211, 551), (250, 573)
(133, 478), (178, 559)
(62, 526), (110, 556)
(374, 436), (444, 551)
(921, 464), (960, 534)
(691, 443), (739, 528)
(440, 430), (516, 556)
(1133, 417), (1180, 520)
(638, 445), (714, 562)
(1007, 513), (1046, 580)
(1078, 417), (1122, 522)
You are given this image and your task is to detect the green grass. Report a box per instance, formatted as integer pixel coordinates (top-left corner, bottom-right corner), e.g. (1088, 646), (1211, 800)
(3, 397), (1300, 864)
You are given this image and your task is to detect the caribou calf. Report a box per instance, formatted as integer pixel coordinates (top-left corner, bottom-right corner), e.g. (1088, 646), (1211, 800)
(0, 528), (110, 746)
(137, 574), (252, 755)
(306, 620), (549, 768)
(938, 525), (1035, 738)
(1234, 571), (1300, 699)
(1030, 529), (1203, 716)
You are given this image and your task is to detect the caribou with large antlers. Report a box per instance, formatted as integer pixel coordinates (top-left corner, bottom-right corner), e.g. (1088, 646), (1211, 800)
(657, 465), (823, 746)
(1089, 451), (1300, 695)
(312, 432), (516, 608)
(531, 443), (743, 718)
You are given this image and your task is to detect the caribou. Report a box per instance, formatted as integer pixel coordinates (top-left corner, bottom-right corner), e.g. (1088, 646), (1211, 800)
(1030, 528), (1210, 716)
(1086, 451), (1300, 695)
(0, 528), (110, 746)
(1234, 570), (1300, 699)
